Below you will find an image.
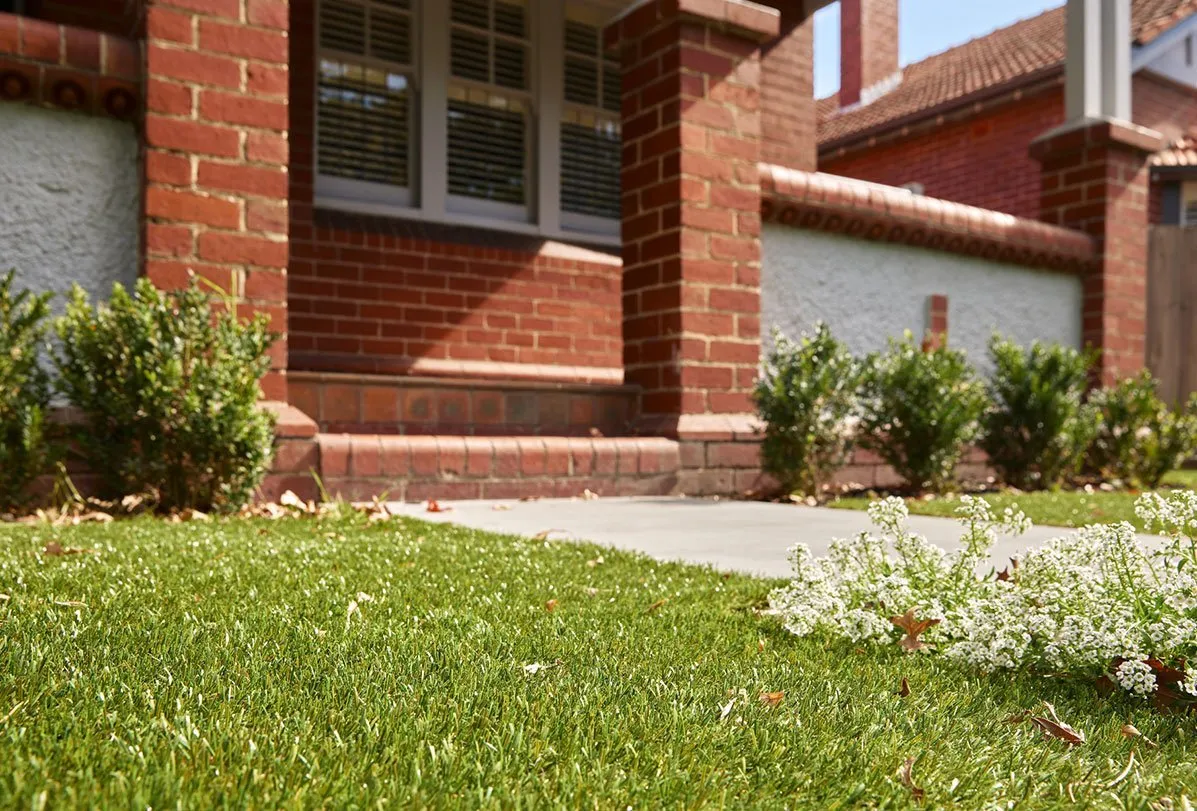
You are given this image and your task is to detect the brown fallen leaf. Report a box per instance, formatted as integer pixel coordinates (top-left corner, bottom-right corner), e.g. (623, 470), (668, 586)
(533, 529), (567, 541)
(646, 598), (668, 614)
(996, 558), (1020, 582)
(43, 542), (94, 557)
(580, 489), (600, 501)
(890, 608), (941, 653)
(492, 504), (512, 511)
(897, 757), (926, 803)
(586, 556), (604, 567)
(545, 599), (559, 612)
(75, 511), (113, 524)
(1030, 702), (1085, 746)
(759, 690), (785, 707)
(758, 639), (766, 653)
(1122, 724), (1158, 748)
(1002, 710), (1031, 725)
(519, 495), (541, 502)
(426, 500), (452, 513)
(898, 677), (911, 697)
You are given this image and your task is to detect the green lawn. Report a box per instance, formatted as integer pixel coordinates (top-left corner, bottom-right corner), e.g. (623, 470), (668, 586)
(2, 515), (1195, 808)
(829, 469), (1197, 531)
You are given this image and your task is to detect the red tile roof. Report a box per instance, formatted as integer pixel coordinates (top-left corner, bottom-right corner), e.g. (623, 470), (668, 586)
(1151, 130), (1197, 165)
(817, 0), (1197, 148)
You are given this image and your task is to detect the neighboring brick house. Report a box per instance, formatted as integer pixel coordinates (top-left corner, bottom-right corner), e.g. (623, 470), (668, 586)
(819, 0), (1197, 223)
(0, 0), (1169, 500)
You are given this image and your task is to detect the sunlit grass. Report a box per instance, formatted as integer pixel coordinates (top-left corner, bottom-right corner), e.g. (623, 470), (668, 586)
(829, 470), (1197, 530)
(0, 515), (1194, 808)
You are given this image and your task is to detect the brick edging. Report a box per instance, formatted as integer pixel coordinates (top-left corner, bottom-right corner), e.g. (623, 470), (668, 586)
(759, 163), (1099, 273)
(0, 12), (139, 120)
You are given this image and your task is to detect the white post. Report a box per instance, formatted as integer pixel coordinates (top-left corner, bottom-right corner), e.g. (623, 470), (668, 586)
(1101, 0), (1132, 120)
(1065, 0), (1103, 120)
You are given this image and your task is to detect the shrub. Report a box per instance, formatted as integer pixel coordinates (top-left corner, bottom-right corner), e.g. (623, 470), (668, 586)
(981, 337), (1098, 490)
(1086, 371), (1197, 489)
(0, 271), (54, 511)
(770, 493), (1197, 708)
(55, 278), (277, 512)
(857, 333), (988, 493)
(754, 324), (859, 497)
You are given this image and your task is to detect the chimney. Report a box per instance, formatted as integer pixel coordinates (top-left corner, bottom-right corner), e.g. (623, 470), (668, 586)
(840, 0), (900, 108)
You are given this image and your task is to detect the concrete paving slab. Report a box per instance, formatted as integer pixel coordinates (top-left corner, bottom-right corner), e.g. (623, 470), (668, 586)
(388, 496), (1157, 580)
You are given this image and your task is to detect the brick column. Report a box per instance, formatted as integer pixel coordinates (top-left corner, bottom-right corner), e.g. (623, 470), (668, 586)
(606, 0), (779, 495)
(1030, 119), (1163, 384)
(759, 1), (815, 171)
(142, 0), (290, 400)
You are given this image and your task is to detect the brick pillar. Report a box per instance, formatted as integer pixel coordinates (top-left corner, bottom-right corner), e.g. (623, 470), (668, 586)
(759, 1), (815, 171)
(605, 0), (779, 495)
(839, 0), (899, 108)
(1030, 119), (1163, 384)
(142, 0), (290, 400)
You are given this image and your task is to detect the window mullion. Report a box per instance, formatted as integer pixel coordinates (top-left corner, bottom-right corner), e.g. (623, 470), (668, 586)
(420, 0), (450, 219)
(536, 0), (562, 235)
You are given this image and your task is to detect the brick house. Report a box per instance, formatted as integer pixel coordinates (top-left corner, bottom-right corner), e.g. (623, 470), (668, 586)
(819, 0), (1197, 223)
(0, 0), (1169, 500)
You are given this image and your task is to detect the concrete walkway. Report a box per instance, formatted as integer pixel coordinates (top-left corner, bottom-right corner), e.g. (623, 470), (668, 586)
(388, 496), (1154, 579)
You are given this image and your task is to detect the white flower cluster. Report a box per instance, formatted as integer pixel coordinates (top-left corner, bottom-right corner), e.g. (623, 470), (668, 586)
(770, 493), (1197, 700)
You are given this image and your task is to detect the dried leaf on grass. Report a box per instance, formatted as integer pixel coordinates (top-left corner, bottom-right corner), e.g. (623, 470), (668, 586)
(1029, 702), (1086, 746)
(719, 698), (736, 721)
(646, 598), (668, 614)
(43, 541), (95, 557)
(759, 691), (785, 707)
(545, 599), (558, 612)
(897, 757), (926, 803)
(890, 608), (940, 653)
(898, 677), (911, 697)
(426, 500), (452, 513)
(1122, 724), (1158, 748)
(533, 529), (567, 541)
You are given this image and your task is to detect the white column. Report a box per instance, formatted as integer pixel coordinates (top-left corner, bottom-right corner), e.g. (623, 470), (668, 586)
(1101, 0), (1131, 120)
(419, 0), (450, 218)
(536, 0), (564, 235)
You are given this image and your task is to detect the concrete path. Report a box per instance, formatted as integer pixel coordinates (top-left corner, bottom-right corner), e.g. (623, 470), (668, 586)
(388, 496), (1156, 579)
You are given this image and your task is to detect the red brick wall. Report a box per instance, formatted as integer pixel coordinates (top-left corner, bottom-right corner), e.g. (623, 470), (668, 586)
(760, 1), (815, 171)
(821, 86), (1065, 220)
(839, 0), (898, 107)
(287, 0), (622, 376)
(821, 74), (1197, 222)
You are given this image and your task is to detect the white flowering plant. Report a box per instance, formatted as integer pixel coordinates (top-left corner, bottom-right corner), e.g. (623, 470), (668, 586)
(770, 492), (1197, 709)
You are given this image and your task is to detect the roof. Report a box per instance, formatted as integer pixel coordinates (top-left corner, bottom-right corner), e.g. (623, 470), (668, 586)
(1151, 131), (1197, 166)
(817, 0), (1197, 148)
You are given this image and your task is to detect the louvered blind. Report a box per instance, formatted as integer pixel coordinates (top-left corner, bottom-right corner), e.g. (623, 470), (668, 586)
(317, 0), (414, 190)
(561, 17), (621, 222)
(1185, 198), (1197, 228)
(448, 0), (530, 207)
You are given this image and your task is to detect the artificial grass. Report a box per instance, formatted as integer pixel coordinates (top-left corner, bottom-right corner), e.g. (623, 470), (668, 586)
(828, 469), (1197, 531)
(1, 515), (1195, 808)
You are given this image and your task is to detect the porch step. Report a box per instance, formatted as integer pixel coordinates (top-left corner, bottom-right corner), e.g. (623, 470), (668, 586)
(283, 434), (682, 503)
(287, 371), (639, 437)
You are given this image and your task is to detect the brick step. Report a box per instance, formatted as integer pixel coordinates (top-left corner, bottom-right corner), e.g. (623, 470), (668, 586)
(287, 370), (639, 437)
(265, 433), (683, 504)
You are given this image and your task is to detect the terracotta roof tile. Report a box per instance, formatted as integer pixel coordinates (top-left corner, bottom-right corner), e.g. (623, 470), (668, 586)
(818, 0), (1197, 148)
(1151, 130), (1197, 165)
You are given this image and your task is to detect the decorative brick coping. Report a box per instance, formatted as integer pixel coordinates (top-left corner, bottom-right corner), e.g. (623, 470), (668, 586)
(310, 434), (683, 503)
(0, 12), (139, 120)
(290, 357), (624, 387)
(759, 164), (1099, 272)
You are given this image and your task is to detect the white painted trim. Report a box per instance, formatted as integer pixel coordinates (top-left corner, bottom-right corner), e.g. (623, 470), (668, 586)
(447, 193), (530, 222)
(1102, 0), (1131, 121)
(315, 193), (622, 247)
(561, 210), (620, 237)
(419, 0), (450, 217)
(1065, 0), (1104, 120)
(316, 175), (413, 209)
(536, 0), (564, 235)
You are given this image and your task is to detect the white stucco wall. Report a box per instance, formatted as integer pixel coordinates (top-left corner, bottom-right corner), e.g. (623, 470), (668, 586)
(0, 104), (139, 304)
(761, 224), (1084, 373)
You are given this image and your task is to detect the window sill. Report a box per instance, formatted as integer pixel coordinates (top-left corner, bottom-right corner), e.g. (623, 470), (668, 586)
(314, 193), (621, 249)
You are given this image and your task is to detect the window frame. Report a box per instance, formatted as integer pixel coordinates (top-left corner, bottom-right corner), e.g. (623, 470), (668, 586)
(313, 0), (622, 247)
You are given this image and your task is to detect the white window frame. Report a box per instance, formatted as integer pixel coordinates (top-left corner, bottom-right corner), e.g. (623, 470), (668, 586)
(314, 0), (622, 247)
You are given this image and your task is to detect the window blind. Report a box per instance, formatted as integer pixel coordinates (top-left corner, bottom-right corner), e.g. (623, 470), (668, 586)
(561, 17), (621, 222)
(448, 0), (530, 208)
(317, 0), (414, 190)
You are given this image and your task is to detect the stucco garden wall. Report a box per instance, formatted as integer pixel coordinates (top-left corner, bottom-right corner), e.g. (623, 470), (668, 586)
(0, 105), (139, 303)
(761, 224), (1084, 371)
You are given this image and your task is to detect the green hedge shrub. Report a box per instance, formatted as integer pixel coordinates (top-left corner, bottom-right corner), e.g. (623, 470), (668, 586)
(857, 333), (988, 493)
(55, 279), (277, 512)
(1086, 371), (1197, 489)
(0, 271), (54, 511)
(981, 336), (1098, 490)
(754, 324), (860, 497)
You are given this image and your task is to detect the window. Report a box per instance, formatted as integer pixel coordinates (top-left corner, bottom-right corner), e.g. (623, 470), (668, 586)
(447, 0), (531, 221)
(317, 0), (416, 207)
(1183, 182), (1197, 227)
(314, 0), (623, 244)
(560, 10), (622, 230)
